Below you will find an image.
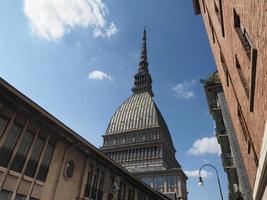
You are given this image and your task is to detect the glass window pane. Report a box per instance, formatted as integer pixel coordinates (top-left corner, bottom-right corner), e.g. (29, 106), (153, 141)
(154, 176), (163, 192)
(0, 190), (12, 199)
(97, 172), (105, 200)
(36, 143), (54, 182)
(84, 168), (93, 197)
(24, 137), (45, 177)
(141, 177), (151, 186)
(0, 116), (7, 137)
(91, 168), (99, 200)
(0, 124), (22, 167)
(29, 197), (39, 200)
(15, 193), (26, 200)
(10, 131), (34, 172)
(128, 188), (134, 200)
(167, 176), (175, 187)
(167, 176), (176, 192)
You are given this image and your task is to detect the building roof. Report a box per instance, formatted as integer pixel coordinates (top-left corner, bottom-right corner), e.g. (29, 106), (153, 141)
(105, 92), (161, 134)
(104, 29), (176, 154)
(202, 71), (221, 87)
(0, 77), (171, 200)
(105, 30), (173, 141)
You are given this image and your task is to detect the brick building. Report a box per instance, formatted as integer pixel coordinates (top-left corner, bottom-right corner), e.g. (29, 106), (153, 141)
(192, 0), (267, 199)
(0, 77), (171, 200)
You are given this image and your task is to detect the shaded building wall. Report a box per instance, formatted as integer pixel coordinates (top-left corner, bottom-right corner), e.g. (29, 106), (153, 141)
(217, 87), (252, 200)
(0, 78), (170, 200)
(203, 75), (251, 199)
(193, 0), (267, 198)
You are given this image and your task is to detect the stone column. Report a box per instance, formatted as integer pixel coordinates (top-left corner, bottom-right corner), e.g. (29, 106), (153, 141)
(102, 170), (111, 200)
(134, 188), (138, 200)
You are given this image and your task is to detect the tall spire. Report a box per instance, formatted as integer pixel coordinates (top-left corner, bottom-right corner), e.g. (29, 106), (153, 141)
(132, 28), (154, 96)
(139, 28), (148, 68)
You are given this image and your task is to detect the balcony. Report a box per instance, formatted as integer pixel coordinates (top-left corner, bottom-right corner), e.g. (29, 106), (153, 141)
(221, 154), (235, 169)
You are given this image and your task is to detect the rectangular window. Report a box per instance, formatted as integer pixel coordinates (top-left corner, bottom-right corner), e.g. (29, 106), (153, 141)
(249, 48), (257, 112)
(15, 193), (26, 200)
(13, 193), (39, 200)
(138, 192), (146, 200)
(248, 140), (251, 154)
(237, 104), (258, 166)
(153, 176), (163, 192)
(192, 0), (201, 15)
(84, 166), (93, 197)
(235, 56), (249, 98)
(167, 176), (176, 192)
(96, 172), (105, 200)
(233, 8), (252, 58)
(90, 168), (100, 200)
(0, 190), (12, 199)
(214, 0), (225, 37)
(208, 15), (215, 43)
(10, 130), (34, 172)
(141, 177), (152, 186)
(154, 146), (158, 157)
(24, 137), (45, 177)
(0, 123), (22, 167)
(202, 0), (206, 13)
(214, 1), (220, 22)
(237, 105), (249, 142)
(135, 149), (138, 159)
(0, 116), (7, 138)
(119, 182), (126, 200)
(36, 143), (54, 182)
(128, 188), (135, 200)
(220, 51), (229, 86)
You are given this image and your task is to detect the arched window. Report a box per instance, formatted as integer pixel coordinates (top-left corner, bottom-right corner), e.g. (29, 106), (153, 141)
(64, 160), (75, 180)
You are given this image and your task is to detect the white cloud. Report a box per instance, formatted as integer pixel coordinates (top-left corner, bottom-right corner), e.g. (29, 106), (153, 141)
(185, 170), (213, 178)
(172, 80), (196, 99)
(187, 136), (221, 155)
(88, 70), (111, 80)
(93, 22), (118, 37)
(23, 0), (118, 41)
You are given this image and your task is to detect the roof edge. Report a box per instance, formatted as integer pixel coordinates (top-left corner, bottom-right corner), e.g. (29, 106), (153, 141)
(0, 78), (170, 200)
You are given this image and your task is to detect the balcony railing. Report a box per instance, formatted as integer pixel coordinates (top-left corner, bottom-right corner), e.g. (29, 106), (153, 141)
(221, 154), (235, 169)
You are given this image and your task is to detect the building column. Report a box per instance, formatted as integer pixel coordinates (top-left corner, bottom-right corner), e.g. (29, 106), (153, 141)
(163, 176), (167, 193)
(123, 150), (126, 161)
(134, 188), (138, 200)
(129, 149), (132, 161)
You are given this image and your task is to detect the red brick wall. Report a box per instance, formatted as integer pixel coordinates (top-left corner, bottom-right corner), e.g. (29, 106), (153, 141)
(197, 0), (267, 189)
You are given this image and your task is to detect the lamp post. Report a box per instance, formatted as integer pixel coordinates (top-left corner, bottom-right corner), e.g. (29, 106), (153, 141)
(198, 164), (224, 200)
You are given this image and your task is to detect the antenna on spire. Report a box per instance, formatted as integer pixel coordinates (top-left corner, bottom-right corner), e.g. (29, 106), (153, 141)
(132, 29), (154, 96)
(139, 27), (148, 68)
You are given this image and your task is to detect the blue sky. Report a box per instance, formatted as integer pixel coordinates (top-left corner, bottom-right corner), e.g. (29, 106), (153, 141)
(0, 0), (228, 199)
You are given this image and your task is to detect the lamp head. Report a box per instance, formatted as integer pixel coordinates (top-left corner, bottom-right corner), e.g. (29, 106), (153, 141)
(198, 176), (204, 186)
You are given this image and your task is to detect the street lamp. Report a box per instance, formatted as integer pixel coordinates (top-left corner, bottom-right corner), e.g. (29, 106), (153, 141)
(198, 164), (224, 200)
(198, 176), (204, 186)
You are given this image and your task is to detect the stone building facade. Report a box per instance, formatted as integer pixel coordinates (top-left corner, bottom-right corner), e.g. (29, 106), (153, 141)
(0, 78), (171, 200)
(100, 30), (188, 200)
(202, 72), (252, 199)
(193, 0), (267, 199)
